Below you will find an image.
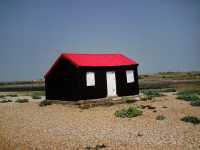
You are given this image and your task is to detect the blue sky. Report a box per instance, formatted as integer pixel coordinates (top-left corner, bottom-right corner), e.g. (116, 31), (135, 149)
(0, 0), (199, 81)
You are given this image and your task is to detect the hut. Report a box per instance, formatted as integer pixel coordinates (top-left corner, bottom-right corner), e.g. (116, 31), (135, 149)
(44, 53), (139, 100)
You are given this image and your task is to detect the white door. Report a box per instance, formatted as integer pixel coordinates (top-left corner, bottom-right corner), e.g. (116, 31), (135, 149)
(106, 71), (117, 96)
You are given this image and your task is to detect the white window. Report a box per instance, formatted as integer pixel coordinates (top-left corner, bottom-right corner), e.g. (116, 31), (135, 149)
(126, 70), (134, 83)
(86, 72), (95, 86)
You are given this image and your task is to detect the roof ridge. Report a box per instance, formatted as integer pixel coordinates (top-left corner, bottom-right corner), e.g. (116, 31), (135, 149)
(62, 53), (124, 55)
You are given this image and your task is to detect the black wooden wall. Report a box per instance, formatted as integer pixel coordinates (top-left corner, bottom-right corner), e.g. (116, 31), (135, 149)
(45, 58), (79, 100)
(78, 65), (139, 100)
(45, 61), (139, 100)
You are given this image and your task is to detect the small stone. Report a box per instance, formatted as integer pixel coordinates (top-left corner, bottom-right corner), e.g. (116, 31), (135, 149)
(146, 105), (156, 109)
(162, 106), (168, 108)
(134, 96), (140, 101)
(137, 133), (143, 137)
(140, 105), (146, 109)
(112, 97), (122, 101)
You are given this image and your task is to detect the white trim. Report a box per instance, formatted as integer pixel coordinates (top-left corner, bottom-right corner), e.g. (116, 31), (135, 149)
(86, 72), (95, 86)
(106, 71), (117, 96)
(126, 70), (134, 83)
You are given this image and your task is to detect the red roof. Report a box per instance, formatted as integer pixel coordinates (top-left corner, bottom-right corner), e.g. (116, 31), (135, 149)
(63, 53), (138, 67)
(45, 53), (138, 78)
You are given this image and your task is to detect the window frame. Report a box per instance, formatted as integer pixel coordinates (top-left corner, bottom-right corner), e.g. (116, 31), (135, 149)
(126, 70), (134, 83)
(86, 72), (95, 86)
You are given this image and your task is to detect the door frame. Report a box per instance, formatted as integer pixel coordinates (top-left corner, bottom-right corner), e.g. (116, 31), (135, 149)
(106, 71), (117, 96)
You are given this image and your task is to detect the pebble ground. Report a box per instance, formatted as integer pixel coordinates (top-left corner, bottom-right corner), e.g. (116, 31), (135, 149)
(0, 93), (200, 150)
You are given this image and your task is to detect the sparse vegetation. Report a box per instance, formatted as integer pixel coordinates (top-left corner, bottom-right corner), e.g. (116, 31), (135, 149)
(177, 90), (200, 96)
(177, 94), (199, 101)
(39, 100), (52, 107)
(160, 88), (176, 92)
(156, 115), (166, 120)
(157, 71), (200, 80)
(32, 91), (45, 96)
(190, 100), (200, 107)
(139, 81), (172, 90)
(141, 88), (176, 98)
(85, 144), (106, 150)
(141, 95), (153, 101)
(15, 99), (29, 103)
(25, 91), (44, 99)
(181, 116), (200, 125)
(143, 90), (162, 97)
(125, 99), (136, 103)
(115, 106), (143, 118)
(139, 104), (156, 109)
(0, 94), (18, 98)
(142, 89), (163, 100)
(103, 100), (114, 106)
(32, 95), (42, 99)
(141, 71), (200, 79)
(0, 80), (44, 86)
(21, 91), (45, 97)
(0, 99), (12, 103)
(6, 94), (18, 97)
(176, 90), (200, 107)
(0, 95), (6, 98)
(176, 90), (199, 101)
(122, 96), (136, 103)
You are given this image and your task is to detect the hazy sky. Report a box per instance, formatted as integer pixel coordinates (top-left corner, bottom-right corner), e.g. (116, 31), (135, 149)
(0, 0), (200, 81)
